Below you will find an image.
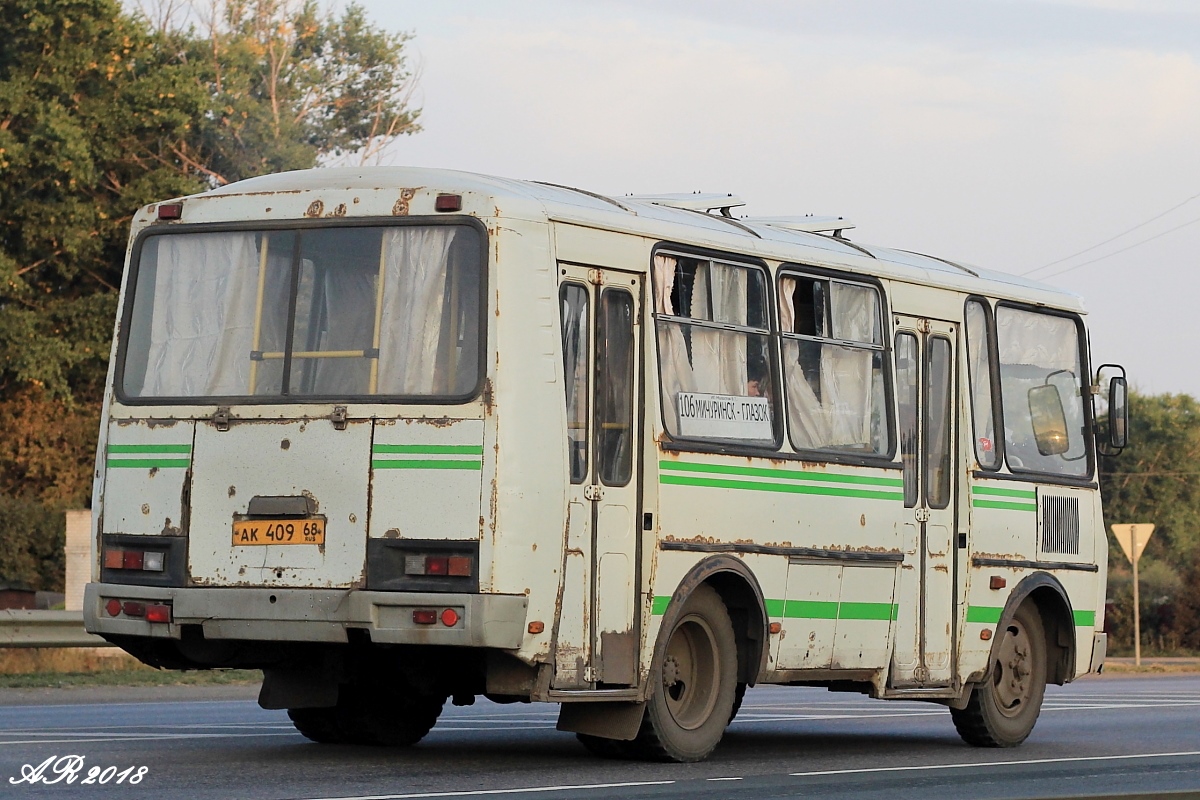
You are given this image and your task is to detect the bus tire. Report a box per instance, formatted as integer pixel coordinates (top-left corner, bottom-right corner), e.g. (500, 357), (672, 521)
(729, 682), (747, 723)
(951, 602), (1048, 747)
(288, 707), (349, 744)
(627, 584), (738, 762)
(347, 686), (446, 747)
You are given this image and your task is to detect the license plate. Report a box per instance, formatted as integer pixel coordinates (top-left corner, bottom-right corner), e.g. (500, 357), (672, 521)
(232, 518), (325, 546)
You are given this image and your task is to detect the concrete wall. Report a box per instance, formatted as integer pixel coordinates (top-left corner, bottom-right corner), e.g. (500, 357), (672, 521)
(64, 510), (91, 612)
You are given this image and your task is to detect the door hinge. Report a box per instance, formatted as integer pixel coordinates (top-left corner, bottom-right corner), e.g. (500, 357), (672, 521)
(914, 507), (931, 522)
(584, 665), (598, 682)
(918, 319), (932, 334)
(584, 484), (604, 502)
(211, 407), (232, 432)
(330, 406), (348, 430)
(587, 268), (605, 286)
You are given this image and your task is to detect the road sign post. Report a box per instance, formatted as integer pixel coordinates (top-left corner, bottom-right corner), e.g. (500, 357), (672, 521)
(1111, 523), (1155, 666)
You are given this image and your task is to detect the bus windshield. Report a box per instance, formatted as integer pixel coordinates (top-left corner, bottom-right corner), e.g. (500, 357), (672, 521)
(120, 224), (483, 402)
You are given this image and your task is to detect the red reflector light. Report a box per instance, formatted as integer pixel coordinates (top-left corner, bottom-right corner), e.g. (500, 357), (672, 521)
(103, 549), (125, 569)
(105, 599), (122, 617)
(413, 609), (437, 625)
(157, 203), (183, 220)
(440, 608), (459, 627)
(123, 551), (145, 570)
(426, 556), (449, 576)
(122, 601), (146, 618)
(447, 556), (472, 577)
(146, 604), (171, 623)
(434, 194), (462, 212)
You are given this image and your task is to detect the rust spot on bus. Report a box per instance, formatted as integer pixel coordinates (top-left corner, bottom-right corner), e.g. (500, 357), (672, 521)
(305, 200), (324, 217)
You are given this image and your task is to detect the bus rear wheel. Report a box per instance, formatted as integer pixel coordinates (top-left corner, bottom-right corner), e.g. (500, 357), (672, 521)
(951, 602), (1047, 747)
(289, 683), (446, 747)
(626, 584), (737, 762)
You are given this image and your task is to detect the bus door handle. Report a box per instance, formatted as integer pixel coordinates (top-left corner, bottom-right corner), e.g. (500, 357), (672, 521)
(584, 485), (605, 502)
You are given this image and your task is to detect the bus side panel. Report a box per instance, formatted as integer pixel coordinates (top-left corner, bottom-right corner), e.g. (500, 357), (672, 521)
(369, 418), (484, 541)
(101, 418), (194, 537)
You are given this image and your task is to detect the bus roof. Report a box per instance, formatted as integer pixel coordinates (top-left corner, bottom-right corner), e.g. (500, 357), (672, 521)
(194, 166), (1084, 313)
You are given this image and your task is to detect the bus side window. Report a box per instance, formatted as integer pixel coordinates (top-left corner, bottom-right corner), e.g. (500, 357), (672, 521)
(895, 332), (919, 508)
(560, 283), (590, 484)
(779, 274), (888, 455)
(965, 300), (1001, 469)
(597, 289), (635, 486)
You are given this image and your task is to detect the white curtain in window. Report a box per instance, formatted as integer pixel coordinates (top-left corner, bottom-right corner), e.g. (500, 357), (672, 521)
(141, 232), (261, 396)
(780, 277), (833, 449)
(690, 262), (748, 396)
(965, 302), (999, 466)
(821, 284), (877, 446)
(654, 254), (696, 431)
(307, 261), (376, 394)
(377, 227), (457, 394)
(831, 283), (880, 343)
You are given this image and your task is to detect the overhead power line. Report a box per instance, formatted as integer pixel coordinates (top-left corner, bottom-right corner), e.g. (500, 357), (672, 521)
(1035, 214), (1200, 280)
(1022, 189), (1200, 277)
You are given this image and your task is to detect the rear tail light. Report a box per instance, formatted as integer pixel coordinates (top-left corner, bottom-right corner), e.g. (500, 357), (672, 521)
(103, 548), (165, 572)
(413, 609), (437, 625)
(440, 608), (459, 627)
(403, 553), (474, 578)
(103, 597), (172, 622)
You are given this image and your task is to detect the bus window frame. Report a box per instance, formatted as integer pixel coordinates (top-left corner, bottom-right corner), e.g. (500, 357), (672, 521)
(774, 263), (898, 468)
(993, 301), (1095, 483)
(650, 243), (783, 454)
(963, 296), (1005, 472)
(113, 216), (490, 407)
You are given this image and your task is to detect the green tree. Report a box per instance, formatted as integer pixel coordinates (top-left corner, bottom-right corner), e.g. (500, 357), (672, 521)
(0, 0), (421, 519)
(1100, 392), (1200, 653)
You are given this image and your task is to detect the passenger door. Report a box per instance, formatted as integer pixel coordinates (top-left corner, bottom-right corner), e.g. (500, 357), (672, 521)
(553, 265), (643, 688)
(891, 317), (957, 687)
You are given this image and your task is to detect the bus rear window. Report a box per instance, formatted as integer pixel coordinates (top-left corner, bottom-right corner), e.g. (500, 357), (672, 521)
(120, 224), (483, 402)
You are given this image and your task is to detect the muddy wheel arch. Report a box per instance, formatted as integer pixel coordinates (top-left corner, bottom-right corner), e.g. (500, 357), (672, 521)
(651, 555), (769, 691)
(978, 572), (1078, 688)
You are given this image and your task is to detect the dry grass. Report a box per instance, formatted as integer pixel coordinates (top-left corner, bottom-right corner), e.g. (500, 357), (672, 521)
(0, 647), (260, 688)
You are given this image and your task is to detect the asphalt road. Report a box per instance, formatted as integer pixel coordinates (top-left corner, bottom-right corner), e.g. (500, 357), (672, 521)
(3, 675), (1200, 800)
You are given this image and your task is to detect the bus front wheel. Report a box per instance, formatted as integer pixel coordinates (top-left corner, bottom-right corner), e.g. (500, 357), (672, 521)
(627, 584), (738, 762)
(951, 602), (1048, 747)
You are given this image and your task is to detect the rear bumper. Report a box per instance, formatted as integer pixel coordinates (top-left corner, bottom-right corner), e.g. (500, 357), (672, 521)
(83, 583), (528, 649)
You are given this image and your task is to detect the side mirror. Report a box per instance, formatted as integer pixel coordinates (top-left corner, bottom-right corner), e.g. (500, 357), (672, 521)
(1028, 384), (1070, 456)
(1095, 364), (1129, 455)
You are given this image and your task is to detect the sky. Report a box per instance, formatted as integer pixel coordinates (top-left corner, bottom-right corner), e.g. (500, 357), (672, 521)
(356, 0), (1200, 396)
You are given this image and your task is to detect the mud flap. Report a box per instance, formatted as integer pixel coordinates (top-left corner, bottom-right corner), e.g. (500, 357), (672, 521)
(258, 669), (338, 710)
(556, 701), (646, 741)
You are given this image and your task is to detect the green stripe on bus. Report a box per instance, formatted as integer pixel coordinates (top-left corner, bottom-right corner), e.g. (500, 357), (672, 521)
(660, 474), (903, 502)
(660, 460), (903, 487)
(372, 444), (484, 455)
(372, 459), (482, 470)
(966, 606), (1004, 624)
(656, 596), (896, 621)
(972, 499), (1038, 512)
(108, 444), (191, 454)
(106, 459), (191, 469)
(972, 486), (1036, 499)
(785, 600), (839, 619)
(1074, 610), (1096, 627)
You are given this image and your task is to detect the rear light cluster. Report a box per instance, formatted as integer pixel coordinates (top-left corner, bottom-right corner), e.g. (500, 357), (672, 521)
(413, 608), (460, 627)
(103, 548), (165, 572)
(404, 554), (472, 577)
(104, 597), (172, 623)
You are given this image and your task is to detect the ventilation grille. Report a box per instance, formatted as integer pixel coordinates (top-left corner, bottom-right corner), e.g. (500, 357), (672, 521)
(1040, 495), (1080, 555)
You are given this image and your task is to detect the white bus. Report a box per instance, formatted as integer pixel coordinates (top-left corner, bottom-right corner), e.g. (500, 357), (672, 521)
(85, 167), (1127, 762)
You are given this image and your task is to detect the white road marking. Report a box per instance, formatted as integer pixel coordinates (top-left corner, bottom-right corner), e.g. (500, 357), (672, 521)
(0, 731), (298, 746)
(300, 780), (676, 800)
(790, 749), (1200, 778)
(705, 777), (743, 781)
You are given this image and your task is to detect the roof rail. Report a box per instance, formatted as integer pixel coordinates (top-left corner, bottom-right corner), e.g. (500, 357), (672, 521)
(624, 193), (745, 218)
(742, 215), (855, 238)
